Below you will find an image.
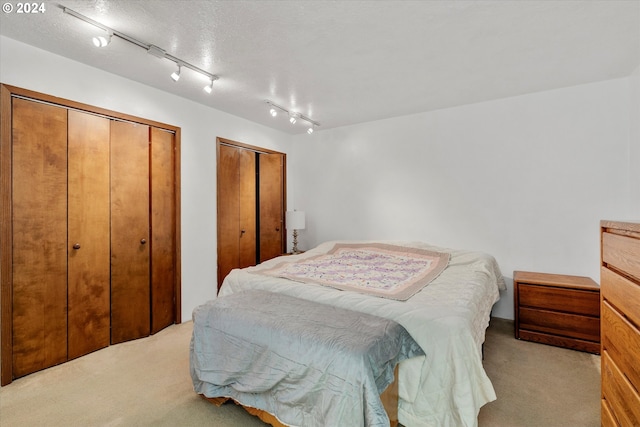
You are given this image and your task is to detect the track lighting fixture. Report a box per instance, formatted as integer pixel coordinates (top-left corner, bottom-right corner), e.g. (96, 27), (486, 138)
(203, 76), (218, 94)
(170, 65), (181, 82)
(265, 100), (320, 134)
(92, 31), (112, 48)
(62, 7), (219, 90)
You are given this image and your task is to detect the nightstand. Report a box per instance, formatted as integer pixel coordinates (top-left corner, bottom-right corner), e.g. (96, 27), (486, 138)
(514, 271), (600, 354)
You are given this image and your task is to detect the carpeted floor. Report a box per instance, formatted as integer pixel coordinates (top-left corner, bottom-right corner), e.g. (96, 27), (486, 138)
(0, 317), (600, 426)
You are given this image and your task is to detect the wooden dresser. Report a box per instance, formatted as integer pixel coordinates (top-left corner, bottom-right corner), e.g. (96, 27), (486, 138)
(600, 220), (640, 426)
(514, 271), (600, 354)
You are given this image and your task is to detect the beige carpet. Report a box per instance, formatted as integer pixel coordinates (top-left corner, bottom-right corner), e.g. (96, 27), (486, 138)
(0, 317), (600, 426)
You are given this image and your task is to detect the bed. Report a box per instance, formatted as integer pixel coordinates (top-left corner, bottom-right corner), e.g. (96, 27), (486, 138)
(192, 240), (506, 427)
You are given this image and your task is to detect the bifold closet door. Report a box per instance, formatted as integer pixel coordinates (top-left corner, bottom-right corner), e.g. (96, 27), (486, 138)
(11, 98), (68, 378)
(150, 127), (176, 334)
(259, 153), (285, 262)
(110, 121), (150, 344)
(67, 110), (111, 359)
(217, 144), (256, 287)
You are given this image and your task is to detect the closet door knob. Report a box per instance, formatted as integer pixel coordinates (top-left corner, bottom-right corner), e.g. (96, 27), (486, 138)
(140, 239), (147, 245)
(73, 243), (81, 250)
(240, 229), (246, 235)
(276, 227), (280, 231)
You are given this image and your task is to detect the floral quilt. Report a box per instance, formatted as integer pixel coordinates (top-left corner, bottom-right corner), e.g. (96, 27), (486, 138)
(259, 243), (450, 300)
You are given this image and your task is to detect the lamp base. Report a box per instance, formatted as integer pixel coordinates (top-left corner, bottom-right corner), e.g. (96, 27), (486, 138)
(292, 229), (300, 254)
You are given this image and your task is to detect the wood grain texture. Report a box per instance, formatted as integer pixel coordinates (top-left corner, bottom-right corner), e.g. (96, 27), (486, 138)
(217, 143), (241, 287)
(518, 284), (600, 316)
(514, 271), (600, 353)
(601, 301), (640, 394)
(238, 149), (257, 269)
(518, 307), (600, 342)
(0, 84), (182, 385)
(602, 232), (640, 283)
(601, 220), (640, 426)
(259, 153), (285, 262)
(11, 98), (68, 378)
(150, 127), (176, 334)
(602, 351), (640, 426)
(1, 84), (14, 385)
(67, 110), (111, 360)
(110, 121), (150, 344)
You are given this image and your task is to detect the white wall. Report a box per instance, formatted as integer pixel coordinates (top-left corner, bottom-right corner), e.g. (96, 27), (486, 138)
(0, 36), (293, 323)
(630, 65), (640, 215)
(291, 77), (635, 319)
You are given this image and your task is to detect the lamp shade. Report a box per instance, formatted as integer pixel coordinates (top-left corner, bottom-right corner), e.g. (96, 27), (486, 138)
(286, 211), (306, 230)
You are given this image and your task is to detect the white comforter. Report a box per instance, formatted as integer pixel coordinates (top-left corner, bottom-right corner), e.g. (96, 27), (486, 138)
(219, 241), (506, 427)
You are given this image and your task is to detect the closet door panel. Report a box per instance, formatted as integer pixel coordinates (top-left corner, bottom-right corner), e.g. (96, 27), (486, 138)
(150, 127), (176, 334)
(11, 98), (68, 377)
(67, 110), (111, 359)
(259, 153), (284, 262)
(239, 149), (257, 268)
(110, 121), (150, 344)
(217, 144), (241, 287)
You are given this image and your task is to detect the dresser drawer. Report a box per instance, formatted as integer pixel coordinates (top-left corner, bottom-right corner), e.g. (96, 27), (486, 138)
(602, 301), (640, 392)
(601, 399), (619, 427)
(602, 351), (640, 427)
(519, 307), (600, 342)
(602, 267), (640, 329)
(519, 283), (599, 316)
(602, 232), (640, 282)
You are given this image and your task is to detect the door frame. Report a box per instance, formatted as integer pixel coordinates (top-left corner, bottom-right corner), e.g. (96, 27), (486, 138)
(216, 137), (287, 289)
(0, 84), (182, 385)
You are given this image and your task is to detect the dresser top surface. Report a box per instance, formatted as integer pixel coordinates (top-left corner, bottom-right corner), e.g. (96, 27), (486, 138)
(601, 220), (640, 234)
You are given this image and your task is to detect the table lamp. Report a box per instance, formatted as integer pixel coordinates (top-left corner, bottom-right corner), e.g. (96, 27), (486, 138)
(286, 210), (305, 254)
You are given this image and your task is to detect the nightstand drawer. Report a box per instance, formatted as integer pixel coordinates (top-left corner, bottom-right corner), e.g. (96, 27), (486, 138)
(519, 283), (599, 316)
(519, 307), (600, 342)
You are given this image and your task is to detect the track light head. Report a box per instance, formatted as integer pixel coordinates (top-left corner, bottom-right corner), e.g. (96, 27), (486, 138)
(289, 112), (300, 124)
(92, 32), (112, 48)
(269, 108), (278, 117)
(203, 75), (218, 93)
(307, 125), (314, 134)
(170, 65), (181, 82)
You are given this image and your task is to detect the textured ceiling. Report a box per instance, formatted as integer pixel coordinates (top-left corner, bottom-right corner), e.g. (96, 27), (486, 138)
(1, 1), (639, 134)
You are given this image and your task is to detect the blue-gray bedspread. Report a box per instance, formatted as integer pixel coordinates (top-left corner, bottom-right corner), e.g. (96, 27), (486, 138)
(190, 290), (424, 427)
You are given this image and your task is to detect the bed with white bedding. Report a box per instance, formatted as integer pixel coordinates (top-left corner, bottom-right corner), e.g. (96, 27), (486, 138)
(215, 240), (506, 427)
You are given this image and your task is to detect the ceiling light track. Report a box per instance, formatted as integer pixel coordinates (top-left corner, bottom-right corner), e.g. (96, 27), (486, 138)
(61, 6), (219, 92)
(265, 100), (319, 133)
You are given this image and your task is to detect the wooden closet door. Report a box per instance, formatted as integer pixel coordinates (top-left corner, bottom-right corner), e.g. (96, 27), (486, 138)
(259, 153), (285, 262)
(150, 127), (176, 334)
(217, 144), (256, 288)
(67, 110), (111, 359)
(11, 98), (68, 378)
(239, 149), (257, 268)
(110, 121), (150, 344)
